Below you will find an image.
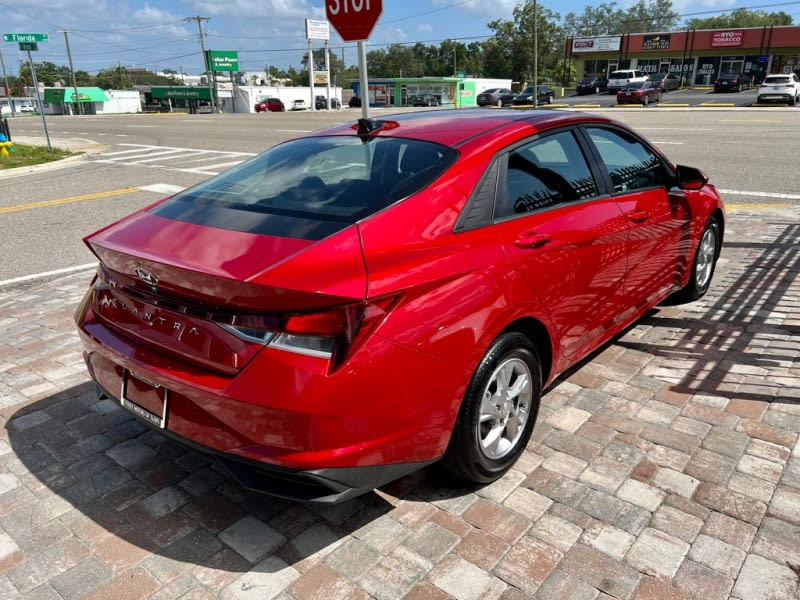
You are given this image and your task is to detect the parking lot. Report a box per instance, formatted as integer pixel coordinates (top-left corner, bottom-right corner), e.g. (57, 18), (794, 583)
(0, 111), (798, 599)
(546, 87), (793, 108)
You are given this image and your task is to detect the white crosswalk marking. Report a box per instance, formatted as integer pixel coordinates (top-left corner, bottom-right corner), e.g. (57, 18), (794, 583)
(89, 143), (256, 175)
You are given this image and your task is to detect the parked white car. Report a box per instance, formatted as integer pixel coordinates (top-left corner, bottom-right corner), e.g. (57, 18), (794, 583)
(18, 102), (35, 113)
(291, 99), (306, 111)
(757, 73), (800, 106)
(607, 70), (647, 94)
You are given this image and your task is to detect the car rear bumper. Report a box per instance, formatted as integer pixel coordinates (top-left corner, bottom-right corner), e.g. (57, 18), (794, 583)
(758, 94), (793, 102)
(90, 381), (432, 503)
(75, 295), (465, 500)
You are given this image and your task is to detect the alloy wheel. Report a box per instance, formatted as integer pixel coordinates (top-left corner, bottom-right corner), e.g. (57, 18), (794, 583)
(477, 357), (532, 460)
(695, 227), (717, 289)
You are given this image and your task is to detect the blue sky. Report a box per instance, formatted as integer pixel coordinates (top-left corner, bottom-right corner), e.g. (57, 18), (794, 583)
(0, 0), (795, 77)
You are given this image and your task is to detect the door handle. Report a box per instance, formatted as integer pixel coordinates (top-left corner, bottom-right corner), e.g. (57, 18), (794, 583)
(514, 232), (552, 249)
(628, 210), (650, 223)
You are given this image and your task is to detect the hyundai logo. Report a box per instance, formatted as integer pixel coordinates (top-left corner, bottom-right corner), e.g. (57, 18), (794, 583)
(134, 266), (159, 286)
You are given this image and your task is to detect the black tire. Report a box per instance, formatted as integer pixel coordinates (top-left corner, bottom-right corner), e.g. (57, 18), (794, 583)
(442, 332), (542, 484)
(669, 217), (721, 304)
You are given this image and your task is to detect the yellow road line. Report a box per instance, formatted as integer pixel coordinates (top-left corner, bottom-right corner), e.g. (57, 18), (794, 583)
(0, 187), (141, 215)
(727, 203), (794, 210)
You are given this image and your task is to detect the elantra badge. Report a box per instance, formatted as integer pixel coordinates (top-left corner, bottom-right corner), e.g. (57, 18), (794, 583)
(134, 266), (159, 286)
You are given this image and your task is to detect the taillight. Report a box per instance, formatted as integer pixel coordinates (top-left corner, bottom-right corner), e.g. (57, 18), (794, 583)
(222, 295), (399, 368)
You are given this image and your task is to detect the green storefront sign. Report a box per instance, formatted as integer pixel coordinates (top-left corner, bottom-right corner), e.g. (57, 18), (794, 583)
(151, 87), (212, 100)
(43, 88), (108, 103)
(206, 51), (239, 72)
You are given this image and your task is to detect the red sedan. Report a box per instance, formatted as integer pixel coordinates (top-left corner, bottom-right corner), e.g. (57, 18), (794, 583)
(254, 97), (285, 112)
(75, 110), (724, 503)
(617, 81), (663, 105)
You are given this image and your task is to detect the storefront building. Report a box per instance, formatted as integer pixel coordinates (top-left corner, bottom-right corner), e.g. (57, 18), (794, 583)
(351, 78), (513, 107)
(569, 25), (800, 86)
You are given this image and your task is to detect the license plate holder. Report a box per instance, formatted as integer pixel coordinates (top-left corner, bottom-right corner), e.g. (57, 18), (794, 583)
(121, 370), (168, 428)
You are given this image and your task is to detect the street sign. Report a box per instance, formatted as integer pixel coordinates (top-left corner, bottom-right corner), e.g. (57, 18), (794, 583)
(3, 33), (49, 43)
(326, 0), (382, 42)
(19, 42), (38, 51)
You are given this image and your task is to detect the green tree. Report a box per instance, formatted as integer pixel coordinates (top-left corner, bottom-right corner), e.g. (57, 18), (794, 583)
(299, 48), (347, 86)
(95, 65), (130, 89)
(18, 61), (62, 86)
(486, 0), (564, 85)
(74, 71), (94, 86)
(563, 0), (678, 36)
(686, 8), (792, 29)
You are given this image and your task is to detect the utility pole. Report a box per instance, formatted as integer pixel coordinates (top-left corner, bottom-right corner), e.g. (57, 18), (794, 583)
(184, 16), (215, 112)
(0, 48), (13, 117)
(60, 30), (82, 116)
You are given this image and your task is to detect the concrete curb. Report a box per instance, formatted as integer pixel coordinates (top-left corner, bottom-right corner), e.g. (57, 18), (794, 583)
(0, 136), (107, 180)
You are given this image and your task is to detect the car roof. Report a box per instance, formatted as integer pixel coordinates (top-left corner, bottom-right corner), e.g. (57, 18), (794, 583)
(311, 109), (619, 148)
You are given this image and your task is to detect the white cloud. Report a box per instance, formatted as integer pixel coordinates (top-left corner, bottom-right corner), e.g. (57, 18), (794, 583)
(417, 24), (434, 33)
(432, 0), (516, 20)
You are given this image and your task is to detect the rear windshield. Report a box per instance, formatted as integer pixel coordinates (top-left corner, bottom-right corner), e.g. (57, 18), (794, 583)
(610, 71), (632, 79)
(151, 136), (457, 240)
(624, 82), (645, 89)
(764, 76), (790, 84)
(719, 74), (740, 79)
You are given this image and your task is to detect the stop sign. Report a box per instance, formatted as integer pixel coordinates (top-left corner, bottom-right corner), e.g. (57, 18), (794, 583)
(326, 0), (383, 42)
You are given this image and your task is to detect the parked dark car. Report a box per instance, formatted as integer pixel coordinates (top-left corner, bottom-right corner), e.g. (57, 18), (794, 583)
(315, 95), (341, 110)
(254, 97), (285, 112)
(75, 109), (724, 503)
(477, 87), (516, 107)
(648, 73), (680, 91)
(616, 81), (662, 105)
(575, 76), (608, 95)
(348, 96), (362, 108)
(512, 85), (555, 106)
(410, 93), (440, 107)
(713, 73), (751, 92)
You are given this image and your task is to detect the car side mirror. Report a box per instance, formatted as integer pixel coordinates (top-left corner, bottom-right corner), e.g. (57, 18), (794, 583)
(675, 165), (709, 191)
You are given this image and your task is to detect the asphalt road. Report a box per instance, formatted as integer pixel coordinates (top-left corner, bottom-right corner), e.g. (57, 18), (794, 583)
(1, 106), (798, 285)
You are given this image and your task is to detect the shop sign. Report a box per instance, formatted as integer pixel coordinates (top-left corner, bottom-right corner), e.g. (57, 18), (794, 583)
(151, 87), (212, 100)
(305, 19), (330, 41)
(642, 35), (670, 51)
(572, 36), (621, 53)
(711, 30), (744, 47)
(313, 71), (329, 85)
(206, 51), (239, 72)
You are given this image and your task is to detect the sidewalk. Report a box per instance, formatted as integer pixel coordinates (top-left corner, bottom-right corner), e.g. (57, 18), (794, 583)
(0, 208), (798, 599)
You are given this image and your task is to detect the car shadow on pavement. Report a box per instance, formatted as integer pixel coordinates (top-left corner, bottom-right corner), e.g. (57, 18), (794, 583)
(616, 220), (799, 407)
(3, 381), (479, 583)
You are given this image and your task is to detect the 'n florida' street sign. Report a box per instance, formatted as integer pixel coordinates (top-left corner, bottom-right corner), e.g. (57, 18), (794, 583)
(3, 33), (49, 43)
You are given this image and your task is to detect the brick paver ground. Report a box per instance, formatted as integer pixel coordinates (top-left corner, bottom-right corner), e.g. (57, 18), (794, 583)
(0, 208), (798, 599)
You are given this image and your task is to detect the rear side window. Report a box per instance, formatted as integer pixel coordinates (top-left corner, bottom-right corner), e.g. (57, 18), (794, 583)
(151, 136), (457, 240)
(586, 127), (668, 193)
(496, 130), (599, 219)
